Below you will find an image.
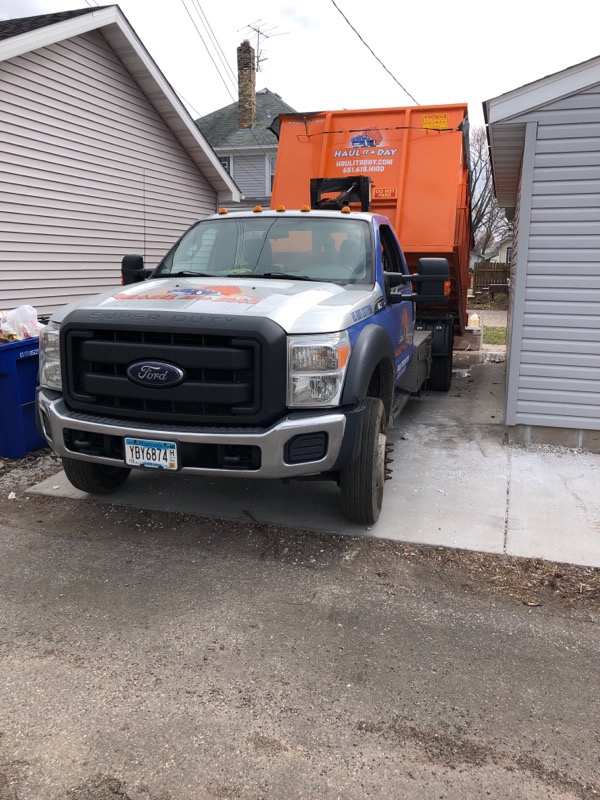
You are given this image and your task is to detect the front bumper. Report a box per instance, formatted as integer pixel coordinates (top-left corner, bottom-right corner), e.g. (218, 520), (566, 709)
(37, 389), (359, 479)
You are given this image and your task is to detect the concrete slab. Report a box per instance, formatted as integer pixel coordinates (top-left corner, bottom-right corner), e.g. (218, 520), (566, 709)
(380, 428), (508, 553)
(507, 449), (600, 566)
(27, 360), (600, 568)
(29, 434), (509, 554)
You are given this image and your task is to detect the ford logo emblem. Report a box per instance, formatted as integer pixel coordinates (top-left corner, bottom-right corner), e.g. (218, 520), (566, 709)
(126, 361), (185, 388)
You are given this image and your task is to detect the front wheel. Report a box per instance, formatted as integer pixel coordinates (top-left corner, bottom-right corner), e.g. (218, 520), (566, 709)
(62, 457), (131, 494)
(340, 397), (386, 525)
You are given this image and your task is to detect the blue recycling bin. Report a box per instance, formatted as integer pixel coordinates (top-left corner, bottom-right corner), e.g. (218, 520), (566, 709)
(0, 338), (47, 458)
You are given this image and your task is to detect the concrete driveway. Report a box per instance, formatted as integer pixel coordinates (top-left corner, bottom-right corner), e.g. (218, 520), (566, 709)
(28, 358), (600, 568)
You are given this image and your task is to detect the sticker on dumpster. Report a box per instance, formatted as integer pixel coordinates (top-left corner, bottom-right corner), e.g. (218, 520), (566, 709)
(422, 114), (449, 130)
(19, 348), (39, 358)
(373, 188), (398, 200)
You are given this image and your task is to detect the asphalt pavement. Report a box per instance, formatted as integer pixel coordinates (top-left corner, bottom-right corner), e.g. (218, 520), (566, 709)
(2, 485), (599, 800)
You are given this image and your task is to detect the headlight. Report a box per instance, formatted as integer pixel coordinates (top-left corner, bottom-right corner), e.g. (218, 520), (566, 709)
(287, 332), (351, 407)
(39, 321), (62, 390)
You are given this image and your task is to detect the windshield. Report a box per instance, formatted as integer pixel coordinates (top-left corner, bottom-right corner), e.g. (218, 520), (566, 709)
(154, 216), (374, 286)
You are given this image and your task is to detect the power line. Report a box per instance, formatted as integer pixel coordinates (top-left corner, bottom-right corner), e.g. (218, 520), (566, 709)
(176, 0), (281, 178)
(190, 0), (238, 90)
(180, 0), (237, 104)
(154, 0), (281, 188)
(329, 0), (419, 106)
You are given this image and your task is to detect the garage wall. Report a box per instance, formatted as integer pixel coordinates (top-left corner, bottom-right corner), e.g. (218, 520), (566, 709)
(0, 30), (217, 315)
(510, 85), (600, 430)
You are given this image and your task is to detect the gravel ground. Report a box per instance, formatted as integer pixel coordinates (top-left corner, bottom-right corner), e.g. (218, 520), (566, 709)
(1, 449), (599, 799)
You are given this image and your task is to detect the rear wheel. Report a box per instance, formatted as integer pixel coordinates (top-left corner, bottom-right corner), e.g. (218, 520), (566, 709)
(62, 457), (131, 494)
(340, 397), (386, 525)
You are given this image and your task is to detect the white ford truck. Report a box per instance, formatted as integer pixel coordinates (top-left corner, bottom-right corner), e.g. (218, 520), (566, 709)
(37, 201), (450, 524)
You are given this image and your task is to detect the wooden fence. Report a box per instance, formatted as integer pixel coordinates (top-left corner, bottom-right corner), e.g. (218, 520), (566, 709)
(473, 262), (510, 295)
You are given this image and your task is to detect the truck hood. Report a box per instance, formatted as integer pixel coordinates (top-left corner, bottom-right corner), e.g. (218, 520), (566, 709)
(54, 277), (384, 334)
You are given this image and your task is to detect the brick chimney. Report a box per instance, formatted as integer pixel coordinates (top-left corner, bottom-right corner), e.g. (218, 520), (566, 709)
(237, 40), (256, 129)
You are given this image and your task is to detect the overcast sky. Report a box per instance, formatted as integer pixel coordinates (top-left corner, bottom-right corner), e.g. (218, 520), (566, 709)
(1, 0), (599, 129)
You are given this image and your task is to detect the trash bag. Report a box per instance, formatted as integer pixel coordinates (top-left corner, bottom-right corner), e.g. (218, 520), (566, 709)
(0, 305), (44, 342)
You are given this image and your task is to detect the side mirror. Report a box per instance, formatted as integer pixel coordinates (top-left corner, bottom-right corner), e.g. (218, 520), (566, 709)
(384, 258), (450, 304)
(121, 254), (152, 285)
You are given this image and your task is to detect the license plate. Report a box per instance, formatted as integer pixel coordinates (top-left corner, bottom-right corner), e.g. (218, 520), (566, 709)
(124, 438), (178, 470)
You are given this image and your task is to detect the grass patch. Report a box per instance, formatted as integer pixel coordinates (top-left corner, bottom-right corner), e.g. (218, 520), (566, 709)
(483, 326), (506, 345)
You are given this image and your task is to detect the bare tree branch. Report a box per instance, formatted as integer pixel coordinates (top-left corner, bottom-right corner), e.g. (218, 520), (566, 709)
(470, 126), (513, 256)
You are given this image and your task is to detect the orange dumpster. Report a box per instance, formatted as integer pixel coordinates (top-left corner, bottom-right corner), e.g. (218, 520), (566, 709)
(270, 104), (473, 333)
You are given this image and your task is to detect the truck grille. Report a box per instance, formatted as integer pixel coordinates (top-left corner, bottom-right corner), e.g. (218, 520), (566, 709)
(62, 315), (287, 426)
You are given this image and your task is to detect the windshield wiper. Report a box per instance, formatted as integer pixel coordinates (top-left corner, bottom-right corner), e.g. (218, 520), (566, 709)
(164, 271), (213, 277)
(255, 272), (316, 281)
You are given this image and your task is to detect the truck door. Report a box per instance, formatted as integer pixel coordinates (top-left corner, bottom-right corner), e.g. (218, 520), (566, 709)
(378, 224), (415, 384)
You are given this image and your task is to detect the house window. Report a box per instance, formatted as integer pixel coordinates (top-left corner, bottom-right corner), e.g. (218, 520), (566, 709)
(506, 246), (513, 263)
(269, 155), (277, 192)
(219, 156), (231, 174)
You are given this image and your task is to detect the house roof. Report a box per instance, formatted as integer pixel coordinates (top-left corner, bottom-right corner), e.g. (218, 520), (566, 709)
(484, 54), (600, 209)
(0, 7), (102, 39)
(0, 5), (241, 203)
(196, 88), (296, 151)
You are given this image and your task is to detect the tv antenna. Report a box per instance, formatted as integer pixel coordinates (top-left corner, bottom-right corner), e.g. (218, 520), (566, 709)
(238, 20), (288, 72)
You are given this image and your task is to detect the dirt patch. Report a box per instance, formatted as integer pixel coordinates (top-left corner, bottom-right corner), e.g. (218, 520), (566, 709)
(0, 761), (28, 800)
(356, 718), (600, 799)
(469, 293), (508, 311)
(411, 544), (600, 610)
(0, 447), (61, 495)
(65, 777), (134, 800)
(1, 449), (599, 613)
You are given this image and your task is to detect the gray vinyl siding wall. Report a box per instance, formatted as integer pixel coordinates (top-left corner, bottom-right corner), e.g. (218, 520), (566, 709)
(232, 154), (269, 197)
(0, 30), (216, 315)
(511, 86), (600, 430)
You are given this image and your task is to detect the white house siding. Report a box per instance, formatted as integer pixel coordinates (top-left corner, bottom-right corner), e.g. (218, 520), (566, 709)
(511, 86), (600, 430)
(0, 30), (216, 315)
(232, 153), (268, 198)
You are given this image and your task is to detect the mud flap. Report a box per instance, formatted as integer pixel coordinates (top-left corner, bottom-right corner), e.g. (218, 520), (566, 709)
(417, 318), (454, 392)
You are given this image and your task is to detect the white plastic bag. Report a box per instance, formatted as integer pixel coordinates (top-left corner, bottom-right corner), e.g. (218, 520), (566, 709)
(0, 305), (43, 341)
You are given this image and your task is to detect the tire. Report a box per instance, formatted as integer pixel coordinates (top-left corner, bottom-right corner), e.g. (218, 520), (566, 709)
(428, 353), (453, 391)
(62, 457), (131, 495)
(340, 397), (386, 525)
